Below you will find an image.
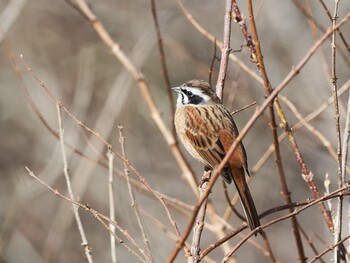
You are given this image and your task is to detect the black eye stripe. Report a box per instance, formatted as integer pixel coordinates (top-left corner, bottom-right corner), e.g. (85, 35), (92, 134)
(179, 88), (204, 105)
(181, 88), (193, 97)
(189, 94), (203, 105)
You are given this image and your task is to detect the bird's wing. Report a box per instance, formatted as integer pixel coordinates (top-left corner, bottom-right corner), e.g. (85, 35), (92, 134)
(183, 105), (233, 183)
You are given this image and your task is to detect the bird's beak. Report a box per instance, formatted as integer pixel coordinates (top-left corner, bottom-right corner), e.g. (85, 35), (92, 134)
(172, 86), (181, 92)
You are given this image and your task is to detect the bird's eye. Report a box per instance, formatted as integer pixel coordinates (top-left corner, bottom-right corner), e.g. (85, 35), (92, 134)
(187, 91), (193, 97)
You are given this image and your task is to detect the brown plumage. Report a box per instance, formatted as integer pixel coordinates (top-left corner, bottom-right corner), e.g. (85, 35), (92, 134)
(173, 80), (260, 233)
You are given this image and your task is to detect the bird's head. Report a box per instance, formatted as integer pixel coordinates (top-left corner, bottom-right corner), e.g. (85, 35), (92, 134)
(172, 80), (220, 107)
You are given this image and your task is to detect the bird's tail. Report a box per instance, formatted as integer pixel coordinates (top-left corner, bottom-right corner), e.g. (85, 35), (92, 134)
(232, 167), (261, 234)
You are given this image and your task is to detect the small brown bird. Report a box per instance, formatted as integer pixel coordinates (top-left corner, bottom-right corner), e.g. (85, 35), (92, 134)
(173, 79), (260, 232)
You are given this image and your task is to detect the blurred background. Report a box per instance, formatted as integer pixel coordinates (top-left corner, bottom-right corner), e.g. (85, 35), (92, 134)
(1, 0), (350, 262)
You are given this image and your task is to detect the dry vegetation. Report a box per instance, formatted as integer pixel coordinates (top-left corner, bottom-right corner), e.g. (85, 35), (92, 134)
(1, 0), (350, 262)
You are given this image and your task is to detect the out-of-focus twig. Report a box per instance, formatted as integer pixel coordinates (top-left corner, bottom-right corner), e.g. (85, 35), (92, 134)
(176, 0), (262, 85)
(150, 0), (175, 137)
(247, 0), (305, 261)
(252, 81), (350, 177)
(274, 97), (335, 231)
(118, 125), (153, 261)
(56, 104), (93, 263)
(222, 184), (350, 262)
(20, 55), (188, 257)
(203, 184), (350, 261)
(298, 0), (333, 90)
(299, 225), (326, 263)
(24, 167), (148, 262)
(168, 13), (350, 261)
(6, 40), (197, 227)
(190, 1), (234, 261)
(260, 232), (277, 263)
(309, 234), (350, 263)
(107, 150), (117, 263)
(68, 0), (198, 195)
(292, 0), (350, 67)
(222, 181), (245, 221)
(0, 0), (28, 42)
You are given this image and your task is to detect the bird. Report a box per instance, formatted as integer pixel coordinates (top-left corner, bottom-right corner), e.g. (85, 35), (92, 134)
(173, 79), (260, 233)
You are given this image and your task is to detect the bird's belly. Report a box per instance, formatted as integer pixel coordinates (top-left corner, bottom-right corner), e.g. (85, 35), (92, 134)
(175, 109), (210, 167)
(179, 132), (207, 165)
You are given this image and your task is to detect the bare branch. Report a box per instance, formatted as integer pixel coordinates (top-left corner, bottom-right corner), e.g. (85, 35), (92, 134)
(24, 167), (148, 262)
(331, 1), (343, 261)
(107, 150), (117, 263)
(216, 0), (233, 100)
(118, 125), (153, 261)
(70, 0), (198, 195)
(167, 12), (350, 262)
(56, 104), (94, 263)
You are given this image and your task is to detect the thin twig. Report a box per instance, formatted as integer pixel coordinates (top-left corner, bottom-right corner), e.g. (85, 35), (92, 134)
(69, 0), (198, 195)
(231, 0), (256, 58)
(107, 150), (117, 263)
(91, 208), (146, 263)
(140, 209), (216, 263)
(24, 167), (148, 262)
(274, 97), (335, 232)
(176, 0), (262, 84)
(292, 0), (350, 68)
(222, 181), (245, 221)
(331, 1), (343, 262)
(294, 0), (333, 91)
(208, 38), (217, 86)
(260, 231), (278, 263)
(318, 0), (350, 55)
(216, 0), (233, 100)
(299, 225), (326, 263)
(247, 0), (305, 261)
(150, 0), (175, 137)
(309, 234), (350, 263)
(221, 185), (350, 262)
(343, 89), (350, 257)
(201, 184), (350, 261)
(167, 13), (350, 261)
(118, 125), (153, 261)
(205, 204), (237, 258)
(7, 40), (195, 224)
(56, 104), (93, 263)
(190, 1), (233, 260)
(20, 55), (188, 257)
(5, 37), (113, 175)
(252, 81), (350, 178)
(188, 172), (211, 263)
(231, 101), (256, 115)
(208, 212), (272, 260)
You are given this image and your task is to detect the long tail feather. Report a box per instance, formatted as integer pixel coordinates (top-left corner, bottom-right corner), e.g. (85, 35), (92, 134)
(232, 167), (261, 234)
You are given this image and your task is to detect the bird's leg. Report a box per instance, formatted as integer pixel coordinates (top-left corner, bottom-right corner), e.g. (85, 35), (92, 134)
(200, 167), (212, 187)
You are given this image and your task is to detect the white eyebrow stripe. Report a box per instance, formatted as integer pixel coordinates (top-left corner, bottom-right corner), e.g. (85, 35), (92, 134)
(185, 87), (211, 103)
